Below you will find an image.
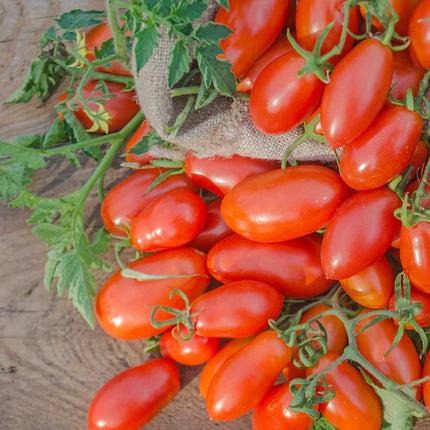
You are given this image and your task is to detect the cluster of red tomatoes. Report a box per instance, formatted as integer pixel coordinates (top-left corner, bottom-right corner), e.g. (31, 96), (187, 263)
(61, 1), (430, 429)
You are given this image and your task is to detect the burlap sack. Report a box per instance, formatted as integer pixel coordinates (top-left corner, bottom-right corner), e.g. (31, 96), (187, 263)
(132, 1), (335, 162)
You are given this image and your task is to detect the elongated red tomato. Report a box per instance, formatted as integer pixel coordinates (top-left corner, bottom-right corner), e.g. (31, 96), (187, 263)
(85, 22), (132, 77)
(130, 188), (207, 252)
(249, 50), (325, 135)
(188, 199), (233, 252)
(184, 153), (279, 196)
(221, 165), (350, 243)
(199, 336), (255, 398)
(87, 359), (180, 430)
(306, 353), (383, 430)
(190, 280), (283, 338)
(101, 169), (198, 236)
(124, 119), (153, 166)
(388, 283), (430, 328)
(207, 233), (334, 298)
(236, 33), (295, 93)
(159, 327), (219, 366)
(95, 247), (210, 340)
(296, 0), (360, 64)
(215, 0), (290, 78)
(252, 382), (316, 430)
(355, 310), (422, 400)
(409, 0), (430, 68)
(391, 49), (426, 100)
(206, 330), (292, 421)
(321, 38), (393, 148)
(321, 187), (401, 279)
(339, 105), (422, 190)
(400, 221), (430, 293)
(339, 256), (394, 309)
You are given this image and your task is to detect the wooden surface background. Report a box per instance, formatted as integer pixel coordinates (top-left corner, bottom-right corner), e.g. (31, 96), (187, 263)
(0, 2), (429, 430)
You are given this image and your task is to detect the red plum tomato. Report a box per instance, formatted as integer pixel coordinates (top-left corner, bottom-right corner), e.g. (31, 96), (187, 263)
(124, 119), (153, 166)
(409, 0), (430, 68)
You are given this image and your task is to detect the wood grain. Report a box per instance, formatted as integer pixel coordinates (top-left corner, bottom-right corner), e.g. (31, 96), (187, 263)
(0, 2), (429, 430)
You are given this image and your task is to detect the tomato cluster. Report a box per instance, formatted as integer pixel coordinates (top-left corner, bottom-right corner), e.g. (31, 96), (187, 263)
(84, 1), (430, 430)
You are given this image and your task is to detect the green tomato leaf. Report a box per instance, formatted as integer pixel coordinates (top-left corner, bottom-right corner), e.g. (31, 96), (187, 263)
(54, 9), (105, 31)
(39, 26), (58, 47)
(194, 44), (236, 98)
(173, 0), (208, 23)
(41, 118), (68, 150)
(0, 140), (46, 169)
(167, 39), (192, 88)
(215, 0), (229, 10)
(312, 416), (337, 430)
(134, 22), (162, 74)
(193, 22), (233, 45)
(0, 163), (33, 200)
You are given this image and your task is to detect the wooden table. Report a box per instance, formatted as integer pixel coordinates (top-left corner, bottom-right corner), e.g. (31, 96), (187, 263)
(0, 2), (429, 429)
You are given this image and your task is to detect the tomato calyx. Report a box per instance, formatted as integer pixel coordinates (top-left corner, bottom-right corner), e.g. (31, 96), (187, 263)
(149, 289), (201, 341)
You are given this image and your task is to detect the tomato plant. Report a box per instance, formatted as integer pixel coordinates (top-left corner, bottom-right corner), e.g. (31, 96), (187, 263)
(85, 22), (133, 77)
(400, 221), (430, 293)
(189, 280), (283, 338)
(306, 352), (383, 430)
(321, 187), (401, 279)
(206, 330), (292, 421)
(409, 0), (430, 68)
(130, 188), (207, 252)
(59, 80), (140, 134)
(355, 310), (423, 400)
(199, 337), (255, 398)
(252, 382), (316, 430)
(87, 358), (180, 430)
(100, 169), (198, 236)
(159, 326), (219, 366)
(184, 153), (279, 197)
(249, 50), (325, 135)
(95, 247), (210, 340)
(339, 104), (422, 190)
(221, 165), (350, 243)
(188, 198), (233, 252)
(124, 119), (153, 166)
(320, 38), (393, 149)
(207, 233), (335, 297)
(215, 0), (290, 78)
(339, 255), (394, 309)
(296, 0), (360, 64)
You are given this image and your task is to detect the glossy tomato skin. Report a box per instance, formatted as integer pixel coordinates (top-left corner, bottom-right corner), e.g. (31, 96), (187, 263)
(184, 153), (279, 197)
(236, 33), (295, 93)
(124, 119), (153, 166)
(388, 283), (430, 328)
(355, 310), (422, 400)
(206, 330), (292, 421)
(409, 0), (430, 68)
(85, 22), (132, 77)
(321, 187), (401, 279)
(207, 233), (335, 298)
(87, 358), (180, 430)
(339, 105), (422, 190)
(298, 304), (347, 355)
(95, 247), (210, 340)
(306, 353), (383, 430)
(190, 280), (283, 338)
(101, 169), (199, 236)
(391, 49), (426, 100)
(339, 256), (394, 309)
(215, 0), (290, 78)
(188, 199), (233, 252)
(221, 165), (350, 243)
(67, 80), (140, 134)
(400, 221), (430, 293)
(321, 38), (393, 149)
(130, 188), (207, 252)
(296, 0), (360, 64)
(252, 382), (315, 430)
(159, 327), (219, 366)
(249, 50), (325, 135)
(199, 336), (255, 398)
(405, 140), (429, 182)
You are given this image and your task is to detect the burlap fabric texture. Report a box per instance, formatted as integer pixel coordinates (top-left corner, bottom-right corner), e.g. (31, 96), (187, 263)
(132, 1), (335, 162)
